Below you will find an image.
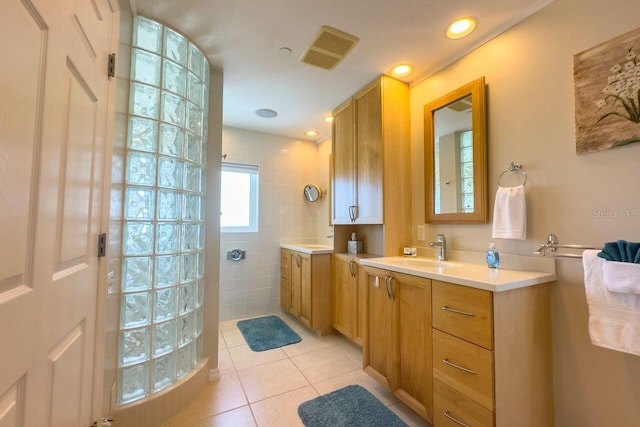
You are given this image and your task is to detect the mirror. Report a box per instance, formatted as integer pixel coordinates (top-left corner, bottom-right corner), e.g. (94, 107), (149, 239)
(303, 184), (324, 202)
(424, 77), (487, 223)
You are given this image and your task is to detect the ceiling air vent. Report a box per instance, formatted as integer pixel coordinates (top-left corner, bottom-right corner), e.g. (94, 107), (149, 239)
(300, 26), (359, 71)
(446, 96), (472, 112)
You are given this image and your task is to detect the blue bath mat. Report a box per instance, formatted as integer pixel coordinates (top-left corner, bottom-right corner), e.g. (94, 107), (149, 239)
(236, 315), (301, 352)
(298, 385), (408, 427)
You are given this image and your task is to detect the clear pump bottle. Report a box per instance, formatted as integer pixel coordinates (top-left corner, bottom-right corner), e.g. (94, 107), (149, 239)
(486, 243), (500, 269)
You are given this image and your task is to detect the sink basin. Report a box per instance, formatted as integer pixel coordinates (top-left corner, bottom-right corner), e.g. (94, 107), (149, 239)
(385, 258), (459, 269)
(280, 243), (333, 254)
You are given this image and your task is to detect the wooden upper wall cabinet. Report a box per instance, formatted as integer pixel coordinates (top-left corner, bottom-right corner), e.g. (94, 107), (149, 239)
(331, 75), (412, 255)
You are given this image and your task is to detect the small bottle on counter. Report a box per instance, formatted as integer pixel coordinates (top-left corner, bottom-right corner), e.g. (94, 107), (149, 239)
(486, 243), (500, 269)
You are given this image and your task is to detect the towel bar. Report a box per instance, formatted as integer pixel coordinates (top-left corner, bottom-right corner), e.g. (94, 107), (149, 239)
(534, 233), (598, 259)
(497, 162), (527, 187)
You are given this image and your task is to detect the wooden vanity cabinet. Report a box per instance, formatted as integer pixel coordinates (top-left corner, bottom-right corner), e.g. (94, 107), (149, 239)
(280, 248), (331, 333)
(432, 280), (553, 427)
(362, 266), (433, 422)
(331, 254), (367, 345)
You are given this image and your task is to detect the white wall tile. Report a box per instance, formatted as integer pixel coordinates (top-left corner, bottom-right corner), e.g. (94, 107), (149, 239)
(219, 127), (322, 321)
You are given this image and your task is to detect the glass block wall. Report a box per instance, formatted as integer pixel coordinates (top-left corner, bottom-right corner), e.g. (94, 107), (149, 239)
(118, 16), (209, 405)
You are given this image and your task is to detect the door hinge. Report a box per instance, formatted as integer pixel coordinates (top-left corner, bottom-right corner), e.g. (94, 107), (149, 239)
(98, 233), (107, 257)
(107, 53), (116, 78)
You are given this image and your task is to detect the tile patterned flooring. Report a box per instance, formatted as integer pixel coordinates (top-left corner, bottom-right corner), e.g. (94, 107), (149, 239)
(160, 312), (432, 426)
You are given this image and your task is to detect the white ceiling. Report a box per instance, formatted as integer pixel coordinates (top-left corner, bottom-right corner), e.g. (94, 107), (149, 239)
(131, 0), (553, 142)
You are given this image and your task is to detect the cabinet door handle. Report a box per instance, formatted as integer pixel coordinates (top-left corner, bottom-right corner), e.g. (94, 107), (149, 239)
(385, 276), (395, 301)
(348, 205), (358, 222)
(443, 411), (471, 427)
(373, 276), (380, 288)
(443, 358), (477, 375)
(294, 254), (301, 268)
(384, 276), (390, 299)
(442, 306), (476, 317)
(348, 260), (356, 277)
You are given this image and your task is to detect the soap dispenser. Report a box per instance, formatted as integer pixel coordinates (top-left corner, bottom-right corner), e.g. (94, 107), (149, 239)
(486, 243), (500, 269)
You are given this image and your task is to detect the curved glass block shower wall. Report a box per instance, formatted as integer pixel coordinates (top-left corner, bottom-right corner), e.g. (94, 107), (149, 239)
(118, 16), (209, 405)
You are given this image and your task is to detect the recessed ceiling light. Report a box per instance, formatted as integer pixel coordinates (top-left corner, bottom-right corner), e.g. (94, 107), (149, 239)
(305, 130), (319, 137)
(323, 115), (334, 123)
(447, 17), (477, 39)
(255, 108), (278, 118)
(391, 64), (413, 78)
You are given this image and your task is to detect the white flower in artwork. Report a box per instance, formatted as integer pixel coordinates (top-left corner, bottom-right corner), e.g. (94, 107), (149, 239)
(595, 47), (640, 124)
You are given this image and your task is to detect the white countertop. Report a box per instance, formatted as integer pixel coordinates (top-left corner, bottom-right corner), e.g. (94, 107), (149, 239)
(280, 243), (333, 254)
(359, 256), (556, 292)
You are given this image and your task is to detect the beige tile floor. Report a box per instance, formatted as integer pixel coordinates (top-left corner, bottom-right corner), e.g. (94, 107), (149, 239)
(160, 312), (432, 427)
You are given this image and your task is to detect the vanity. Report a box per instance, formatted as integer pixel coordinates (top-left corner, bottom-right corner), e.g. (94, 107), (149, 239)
(359, 256), (556, 427)
(280, 243), (333, 334)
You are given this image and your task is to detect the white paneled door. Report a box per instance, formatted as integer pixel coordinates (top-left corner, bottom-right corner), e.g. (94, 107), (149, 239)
(0, 0), (118, 426)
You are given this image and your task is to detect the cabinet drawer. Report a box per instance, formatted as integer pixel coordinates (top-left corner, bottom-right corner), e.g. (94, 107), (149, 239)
(432, 281), (493, 349)
(434, 378), (494, 427)
(433, 329), (494, 410)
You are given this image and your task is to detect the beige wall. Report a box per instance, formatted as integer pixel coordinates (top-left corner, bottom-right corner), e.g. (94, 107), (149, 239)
(410, 0), (640, 425)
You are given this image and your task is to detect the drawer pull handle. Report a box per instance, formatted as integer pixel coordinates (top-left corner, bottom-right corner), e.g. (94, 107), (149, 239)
(444, 411), (471, 427)
(443, 358), (477, 375)
(442, 306), (476, 317)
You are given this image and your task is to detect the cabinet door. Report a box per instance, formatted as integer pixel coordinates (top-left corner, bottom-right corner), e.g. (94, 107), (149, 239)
(332, 98), (356, 224)
(395, 273), (433, 421)
(363, 267), (397, 390)
(331, 256), (357, 339)
(299, 253), (312, 327)
(354, 80), (383, 224)
(290, 252), (302, 318)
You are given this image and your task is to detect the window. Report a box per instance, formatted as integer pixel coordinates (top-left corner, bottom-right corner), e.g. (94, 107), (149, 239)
(220, 163), (259, 232)
(459, 130), (474, 213)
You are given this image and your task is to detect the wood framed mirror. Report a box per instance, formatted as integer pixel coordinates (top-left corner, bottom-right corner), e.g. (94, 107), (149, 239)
(424, 76), (487, 223)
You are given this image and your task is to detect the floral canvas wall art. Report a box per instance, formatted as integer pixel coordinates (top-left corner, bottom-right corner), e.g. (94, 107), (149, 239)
(574, 27), (640, 153)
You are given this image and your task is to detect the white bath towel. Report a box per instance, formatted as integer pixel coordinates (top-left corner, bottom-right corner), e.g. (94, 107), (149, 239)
(602, 261), (640, 295)
(491, 185), (526, 240)
(583, 250), (640, 356)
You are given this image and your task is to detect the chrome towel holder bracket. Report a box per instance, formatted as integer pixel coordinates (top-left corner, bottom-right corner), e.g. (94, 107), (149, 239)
(534, 233), (598, 259)
(498, 162), (527, 187)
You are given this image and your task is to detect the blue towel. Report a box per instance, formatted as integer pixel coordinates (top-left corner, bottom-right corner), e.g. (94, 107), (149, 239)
(597, 240), (640, 263)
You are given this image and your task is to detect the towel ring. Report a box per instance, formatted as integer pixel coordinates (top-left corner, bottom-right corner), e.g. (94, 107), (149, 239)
(497, 162), (527, 187)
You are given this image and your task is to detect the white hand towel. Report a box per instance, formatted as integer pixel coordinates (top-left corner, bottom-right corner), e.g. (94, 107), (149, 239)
(602, 260), (640, 295)
(491, 185), (526, 240)
(583, 250), (640, 356)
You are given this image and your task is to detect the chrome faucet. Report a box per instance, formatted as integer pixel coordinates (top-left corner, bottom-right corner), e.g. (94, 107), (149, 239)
(428, 234), (447, 261)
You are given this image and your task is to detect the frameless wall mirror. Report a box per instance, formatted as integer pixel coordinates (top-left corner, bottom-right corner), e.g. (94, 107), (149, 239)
(303, 184), (325, 202)
(424, 76), (487, 223)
